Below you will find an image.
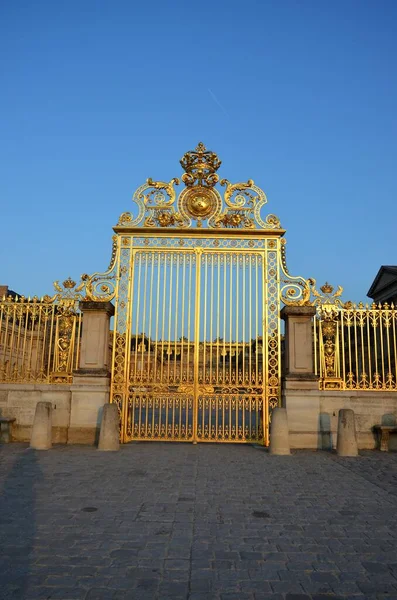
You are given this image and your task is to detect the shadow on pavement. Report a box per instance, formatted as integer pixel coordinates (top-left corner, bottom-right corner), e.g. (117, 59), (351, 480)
(0, 446), (42, 599)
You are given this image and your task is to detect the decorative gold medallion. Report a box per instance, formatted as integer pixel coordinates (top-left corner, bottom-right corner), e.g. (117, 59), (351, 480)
(184, 187), (216, 219)
(178, 185), (222, 224)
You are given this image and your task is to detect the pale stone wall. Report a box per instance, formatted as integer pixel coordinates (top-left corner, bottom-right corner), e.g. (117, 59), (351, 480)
(283, 380), (397, 450)
(0, 384), (72, 442)
(0, 378), (110, 444)
(68, 374), (110, 444)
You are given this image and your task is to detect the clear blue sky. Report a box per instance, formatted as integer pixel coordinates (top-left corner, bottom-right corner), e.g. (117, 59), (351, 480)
(1, 0), (396, 303)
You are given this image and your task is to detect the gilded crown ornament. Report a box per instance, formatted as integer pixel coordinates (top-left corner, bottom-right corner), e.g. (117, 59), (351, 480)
(180, 142), (221, 188)
(62, 277), (76, 289)
(320, 282), (334, 295)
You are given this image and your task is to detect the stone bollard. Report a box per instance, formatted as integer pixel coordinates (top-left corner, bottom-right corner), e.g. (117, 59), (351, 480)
(336, 409), (358, 456)
(269, 407), (291, 455)
(30, 401), (52, 450)
(98, 403), (120, 451)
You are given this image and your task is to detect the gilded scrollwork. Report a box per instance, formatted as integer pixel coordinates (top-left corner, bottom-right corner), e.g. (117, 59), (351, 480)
(278, 238), (313, 306)
(80, 239), (119, 302)
(115, 142), (284, 231)
(212, 179), (274, 230)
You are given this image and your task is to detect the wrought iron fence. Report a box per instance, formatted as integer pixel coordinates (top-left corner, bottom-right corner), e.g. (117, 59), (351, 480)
(314, 300), (397, 391)
(0, 278), (83, 384)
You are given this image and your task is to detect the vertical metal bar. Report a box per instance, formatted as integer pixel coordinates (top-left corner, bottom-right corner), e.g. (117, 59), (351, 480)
(2, 302), (10, 378)
(236, 255), (239, 387)
(174, 253), (180, 383)
(75, 312), (82, 371)
(360, 311), (365, 384)
(154, 253), (161, 383)
(229, 253), (233, 384)
(386, 309), (392, 379)
(313, 313), (318, 377)
(249, 253), (252, 380)
(134, 253), (142, 380)
(8, 302), (16, 378)
(380, 309), (385, 383)
(347, 315), (352, 383)
(203, 252), (208, 385)
(167, 253), (174, 388)
(393, 307), (397, 385)
(160, 253), (167, 384)
(36, 303), (43, 379)
(340, 310), (345, 384)
(148, 392), (153, 437)
(319, 319), (325, 379)
(242, 254), (246, 385)
(366, 309), (372, 386)
(373, 307), (379, 385)
(15, 304), (23, 378)
(180, 253), (186, 383)
(138, 394), (142, 438)
(148, 251), (155, 379)
(187, 254), (192, 382)
(21, 304), (29, 379)
(123, 241), (135, 442)
(255, 254), (259, 386)
(210, 253), (214, 385)
(193, 250), (202, 443)
(223, 254), (227, 385)
(109, 238), (121, 405)
(354, 311), (359, 384)
(216, 254), (220, 385)
(152, 395), (157, 439)
(222, 393), (225, 440)
(262, 250), (269, 445)
(141, 252), (149, 382)
(46, 305), (55, 380)
(0, 302), (4, 376)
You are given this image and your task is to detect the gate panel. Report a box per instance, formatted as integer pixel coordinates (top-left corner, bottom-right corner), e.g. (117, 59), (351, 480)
(196, 394), (263, 442)
(196, 250), (265, 443)
(126, 393), (194, 441)
(125, 249), (197, 442)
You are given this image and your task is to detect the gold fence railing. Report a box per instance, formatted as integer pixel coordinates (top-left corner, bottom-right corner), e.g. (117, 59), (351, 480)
(0, 278), (83, 384)
(314, 301), (397, 391)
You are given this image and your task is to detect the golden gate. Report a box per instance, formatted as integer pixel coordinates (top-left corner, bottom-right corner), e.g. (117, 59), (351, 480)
(83, 143), (307, 444)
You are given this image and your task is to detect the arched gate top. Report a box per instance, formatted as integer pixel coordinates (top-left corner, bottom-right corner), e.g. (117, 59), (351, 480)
(116, 142), (283, 233)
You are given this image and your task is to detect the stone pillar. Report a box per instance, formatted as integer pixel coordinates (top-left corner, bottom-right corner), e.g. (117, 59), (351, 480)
(281, 306), (317, 378)
(98, 403), (120, 451)
(69, 301), (115, 445)
(281, 305), (320, 449)
(337, 409), (358, 456)
(30, 401), (52, 450)
(78, 301), (114, 373)
(269, 408), (290, 455)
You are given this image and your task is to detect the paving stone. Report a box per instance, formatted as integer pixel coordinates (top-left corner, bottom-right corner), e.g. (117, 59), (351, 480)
(85, 589), (116, 600)
(362, 560), (391, 573)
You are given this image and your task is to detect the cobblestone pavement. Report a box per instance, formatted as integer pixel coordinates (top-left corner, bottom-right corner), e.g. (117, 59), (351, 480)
(1, 444), (397, 600)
